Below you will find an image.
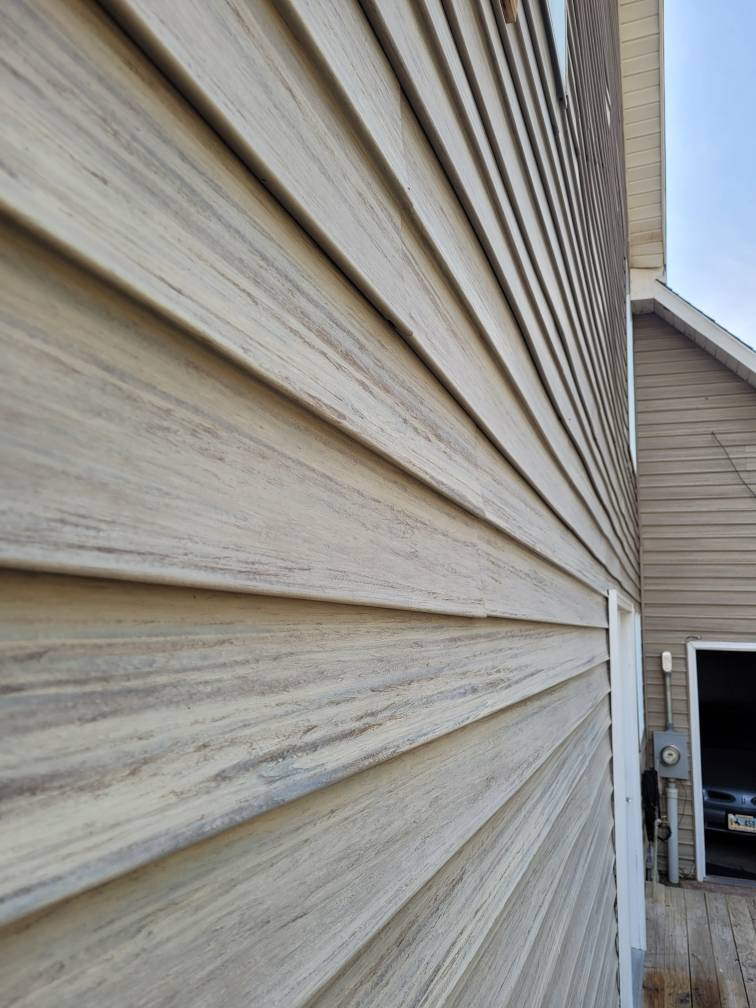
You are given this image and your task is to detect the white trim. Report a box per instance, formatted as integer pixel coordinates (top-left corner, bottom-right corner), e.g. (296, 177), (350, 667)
(629, 268), (664, 304)
(686, 640), (756, 882)
(609, 590), (646, 1006)
(631, 281), (756, 390)
(686, 641), (706, 882)
(620, 0), (665, 274)
(614, 587), (636, 614)
(626, 271), (637, 471)
(634, 612), (645, 742)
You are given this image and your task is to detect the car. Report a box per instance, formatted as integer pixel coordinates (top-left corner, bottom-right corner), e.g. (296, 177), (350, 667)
(702, 748), (756, 835)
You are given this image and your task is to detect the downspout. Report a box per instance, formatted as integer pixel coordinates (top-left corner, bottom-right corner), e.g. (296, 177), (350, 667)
(666, 781), (679, 885)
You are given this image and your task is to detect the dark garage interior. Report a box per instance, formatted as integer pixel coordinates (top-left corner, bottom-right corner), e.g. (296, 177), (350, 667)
(698, 649), (756, 881)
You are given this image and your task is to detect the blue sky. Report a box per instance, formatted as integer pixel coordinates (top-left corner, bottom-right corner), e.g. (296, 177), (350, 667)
(664, 0), (756, 348)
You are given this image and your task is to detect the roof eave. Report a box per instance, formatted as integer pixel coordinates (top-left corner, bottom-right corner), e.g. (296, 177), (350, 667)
(632, 281), (756, 389)
(620, 0), (666, 280)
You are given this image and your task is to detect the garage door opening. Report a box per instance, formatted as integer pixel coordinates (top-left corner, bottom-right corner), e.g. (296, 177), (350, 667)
(691, 646), (756, 882)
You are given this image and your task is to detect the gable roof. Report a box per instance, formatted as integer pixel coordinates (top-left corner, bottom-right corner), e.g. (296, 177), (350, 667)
(619, 0), (666, 275)
(632, 280), (756, 389)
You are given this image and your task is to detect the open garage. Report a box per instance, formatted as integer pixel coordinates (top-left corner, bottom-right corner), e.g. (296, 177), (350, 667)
(697, 648), (756, 880)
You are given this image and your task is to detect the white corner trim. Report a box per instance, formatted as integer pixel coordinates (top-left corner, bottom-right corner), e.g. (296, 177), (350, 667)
(609, 589), (646, 1006)
(685, 641), (706, 883)
(629, 268), (664, 305)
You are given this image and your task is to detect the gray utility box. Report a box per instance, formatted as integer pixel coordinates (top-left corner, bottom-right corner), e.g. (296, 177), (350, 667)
(653, 730), (689, 780)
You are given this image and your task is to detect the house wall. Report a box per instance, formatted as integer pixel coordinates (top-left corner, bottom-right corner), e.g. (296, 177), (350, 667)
(635, 311), (756, 875)
(0, 1), (637, 1004)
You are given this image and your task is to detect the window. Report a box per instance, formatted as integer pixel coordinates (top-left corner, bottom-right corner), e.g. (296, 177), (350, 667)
(543, 0), (567, 94)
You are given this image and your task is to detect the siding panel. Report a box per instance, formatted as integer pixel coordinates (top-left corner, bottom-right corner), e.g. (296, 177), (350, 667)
(362, 0), (639, 584)
(0, 569), (606, 923)
(103, 0), (640, 591)
(444, 771), (614, 1007)
(0, 0), (633, 1002)
(0, 0), (470, 520)
(0, 669), (607, 1008)
(0, 0), (622, 595)
(1, 226), (492, 615)
(310, 707), (611, 1007)
(635, 313), (756, 876)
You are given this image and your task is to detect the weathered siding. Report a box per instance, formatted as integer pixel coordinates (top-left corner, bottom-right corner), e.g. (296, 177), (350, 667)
(635, 311), (756, 873)
(0, 1), (635, 1003)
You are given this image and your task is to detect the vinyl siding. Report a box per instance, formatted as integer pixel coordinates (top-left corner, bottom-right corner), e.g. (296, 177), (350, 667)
(0, 1), (634, 1004)
(635, 312), (756, 874)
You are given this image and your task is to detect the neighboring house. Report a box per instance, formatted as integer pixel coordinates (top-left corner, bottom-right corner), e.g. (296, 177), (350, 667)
(0, 1), (694, 1007)
(634, 282), (756, 880)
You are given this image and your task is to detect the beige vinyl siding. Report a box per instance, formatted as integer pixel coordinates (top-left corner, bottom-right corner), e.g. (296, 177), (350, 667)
(0, 1), (634, 1004)
(635, 312), (756, 874)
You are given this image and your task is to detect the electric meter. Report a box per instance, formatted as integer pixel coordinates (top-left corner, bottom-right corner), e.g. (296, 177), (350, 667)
(653, 730), (688, 779)
(660, 744), (681, 768)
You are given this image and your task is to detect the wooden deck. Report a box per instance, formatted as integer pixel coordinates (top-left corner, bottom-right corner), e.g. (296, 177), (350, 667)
(643, 883), (756, 1007)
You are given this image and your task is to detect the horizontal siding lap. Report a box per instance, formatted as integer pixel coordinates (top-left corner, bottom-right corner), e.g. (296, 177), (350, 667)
(0, 0), (634, 1002)
(553, 860), (620, 1008)
(0, 570), (607, 924)
(545, 852), (615, 1006)
(1, 227), (487, 615)
(0, 0), (483, 526)
(398, 172), (622, 584)
(434, 0), (636, 520)
(0, 669), (609, 1007)
(357, 0), (639, 584)
(108, 0), (409, 327)
(186, 0), (637, 576)
(506, 822), (615, 1006)
(0, 0), (631, 596)
(1, 220), (616, 624)
(444, 767), (614, 1007)
(635, 312), (756, 876)
(311, 708), (611, 1007)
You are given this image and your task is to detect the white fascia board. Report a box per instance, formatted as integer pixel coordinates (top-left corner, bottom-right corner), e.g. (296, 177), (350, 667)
(631, 279), (756, 389)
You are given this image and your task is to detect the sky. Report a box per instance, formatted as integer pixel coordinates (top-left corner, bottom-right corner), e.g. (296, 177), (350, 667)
(664, 0), (756, 349)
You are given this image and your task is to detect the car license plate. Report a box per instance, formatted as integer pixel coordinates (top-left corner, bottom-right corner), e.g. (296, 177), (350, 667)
(728, 813), (756, 834)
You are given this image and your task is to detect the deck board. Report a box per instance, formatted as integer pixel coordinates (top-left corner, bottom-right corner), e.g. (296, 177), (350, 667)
(643, 884), (756, 1008)
(707, 891), (749, 1008)
(728, 898), (756, 1007)
(664, 886), (691, 1007)
(686, 889), (720, 1008)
